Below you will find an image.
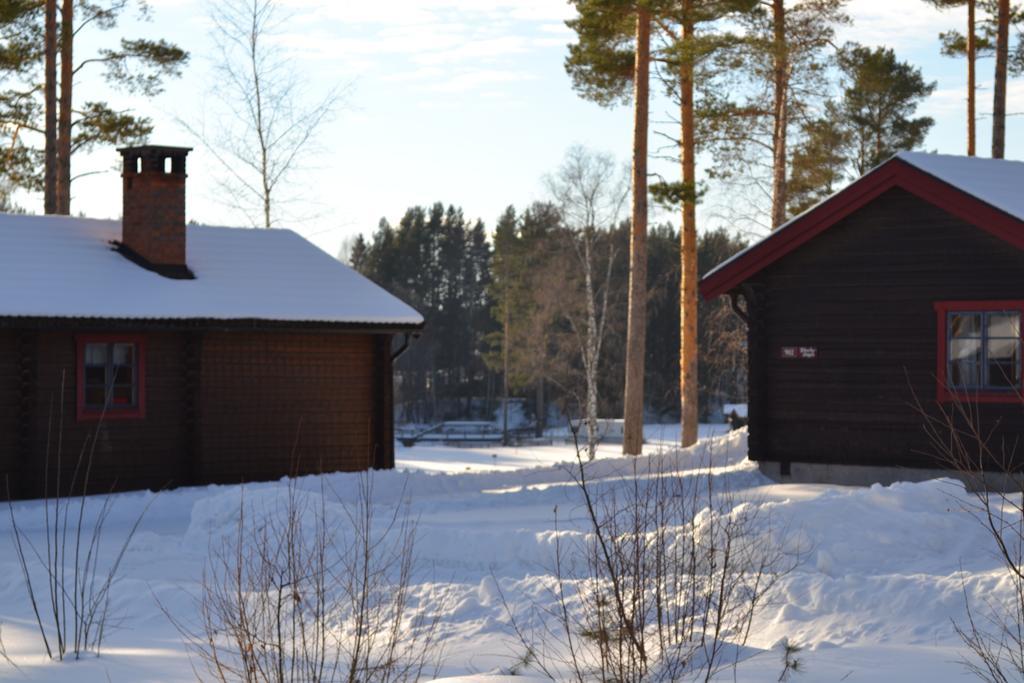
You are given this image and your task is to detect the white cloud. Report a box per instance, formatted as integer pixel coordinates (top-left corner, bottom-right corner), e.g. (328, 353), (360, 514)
(838, 0), (951, 49)
(418, 68), (535, 93)
(539, 22), (573, 35)
(268, 0), (572, 102)
(414, 35), (533, 65)
(281, 0), (574, 25)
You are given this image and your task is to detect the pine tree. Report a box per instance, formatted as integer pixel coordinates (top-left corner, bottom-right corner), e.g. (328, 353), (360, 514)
(926, 0), (982, 155)
(0, 2), (43, 196)
(490, 206), (519, 443)
(356, 204), (494, 424)
(44, 0), (55, 212)
(838, 44), (936, 173)
(624, 10), (650, 454)
(566, 0), (652, 455)
(655, 0), (758, 447)
(56, 2), (188, 213)
(994, 0), (1010, 157)
(787, 44), (934, 212)
(787, 105), (850, 214)
(347, 234), (369, 271)
(0, 1), (188, 212)
(930, 0), (1024, 156)
(703, 0), (847, 228)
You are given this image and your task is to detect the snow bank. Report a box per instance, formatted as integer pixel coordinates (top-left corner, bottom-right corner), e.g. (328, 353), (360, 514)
(0, 428), (1014, 681)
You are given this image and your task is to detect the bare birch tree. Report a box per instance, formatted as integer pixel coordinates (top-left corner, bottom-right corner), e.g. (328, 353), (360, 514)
(192, 0), (342, 228)
(546, 145), (628, 460)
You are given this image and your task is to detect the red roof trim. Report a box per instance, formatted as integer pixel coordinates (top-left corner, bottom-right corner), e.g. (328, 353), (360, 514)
(699, 158), (1024, 299)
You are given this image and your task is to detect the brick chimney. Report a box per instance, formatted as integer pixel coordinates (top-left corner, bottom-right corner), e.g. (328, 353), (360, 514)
(117, 145), (193, 277)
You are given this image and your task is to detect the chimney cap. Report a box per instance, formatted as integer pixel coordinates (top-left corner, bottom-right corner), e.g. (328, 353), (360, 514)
(117, 144), (193, 156)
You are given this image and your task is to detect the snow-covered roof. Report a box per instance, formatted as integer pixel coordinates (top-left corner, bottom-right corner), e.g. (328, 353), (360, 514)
(0, 213), (423, 326)
(896, 151), (1024, 220)
(701, 151), (1024, 298)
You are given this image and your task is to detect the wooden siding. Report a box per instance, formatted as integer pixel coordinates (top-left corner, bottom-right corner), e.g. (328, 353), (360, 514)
(22, 331), (189, 495)
(0, 326), (395, 499)
(0, 332), (18, 483)
(197, 331), (379, 484)
(372, 335), (395, 469)
(746, 187), (1024, 470)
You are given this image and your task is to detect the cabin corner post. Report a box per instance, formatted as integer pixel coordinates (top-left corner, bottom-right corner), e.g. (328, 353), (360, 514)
(740, 283), (769, 463)
(14, 330), (35, 499)
(372, 334), (395, 470)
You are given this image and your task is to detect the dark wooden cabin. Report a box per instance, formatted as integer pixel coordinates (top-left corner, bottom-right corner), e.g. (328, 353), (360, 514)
(701, 152), (1024, 485)
(0, 145), (422, 499)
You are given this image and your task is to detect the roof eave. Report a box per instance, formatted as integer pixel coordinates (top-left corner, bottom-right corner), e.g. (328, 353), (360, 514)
(0, 316), (425, 334)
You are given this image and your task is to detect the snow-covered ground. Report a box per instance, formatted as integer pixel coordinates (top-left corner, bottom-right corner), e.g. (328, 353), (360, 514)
(0, 424), (1012, 681)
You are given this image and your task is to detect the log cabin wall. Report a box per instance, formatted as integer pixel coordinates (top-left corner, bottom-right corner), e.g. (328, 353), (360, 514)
(0, 325), (397, 498)
(197, 331), (381, 484)
(24, 331), (189, 495)
(371, 334), (395, 470)
(0, 332), (19, 487)
(745, 187), (1024, 470)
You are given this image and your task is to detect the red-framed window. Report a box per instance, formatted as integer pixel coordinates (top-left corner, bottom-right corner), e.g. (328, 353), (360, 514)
(934, 301), (1024, 403)
(76, 335), (146, 420)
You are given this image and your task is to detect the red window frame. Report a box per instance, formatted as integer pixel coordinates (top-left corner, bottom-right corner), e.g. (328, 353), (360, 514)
(75, 334), (147, 421)
(934, 300), (1024, 403)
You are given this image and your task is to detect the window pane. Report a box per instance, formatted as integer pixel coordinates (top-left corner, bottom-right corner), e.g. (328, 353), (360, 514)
(951, 338), (982, 362)
(84, 343), (107, 366)
(988, 312), (1021, 339)
(111, 385), (134, 406)
(988, 338), (1021, 388)
(988, 360), (1020, 388)
(113, 364), (133, 385)
(112, 343), (134, 367)
(951, 338), (983, 387)
(951, 313), (982, 338)
(111, 343), (135, 389)
(951, 361), (982, 387)
(84, 386), (106, 407)
(84, 365), (106, 387)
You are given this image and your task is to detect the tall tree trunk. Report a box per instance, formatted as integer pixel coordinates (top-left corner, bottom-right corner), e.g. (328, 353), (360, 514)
(535, 378), (545, 438)
(680, 11), (699, 448)
(502, 300), (510, 446)
(968, 0), (976, 157)
(44, 0), (57, 214)
(622, 8), (650, 456)
(993, 0), (1009, 158)
(769, 0), (788, 229)
(56, 0), (73, 214)
(584, 234), (600, 461)
(429, 363), (437, 423)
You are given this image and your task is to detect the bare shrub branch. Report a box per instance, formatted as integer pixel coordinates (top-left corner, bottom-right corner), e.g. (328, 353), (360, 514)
(6, 372), (155, 661)
(915, 387), (1024, 681)
(171, 473), (445, 683)
(503, 431), (797, 681)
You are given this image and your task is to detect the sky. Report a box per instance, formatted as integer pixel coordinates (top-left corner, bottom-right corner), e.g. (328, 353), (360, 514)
(23, 0), (1024, 256)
